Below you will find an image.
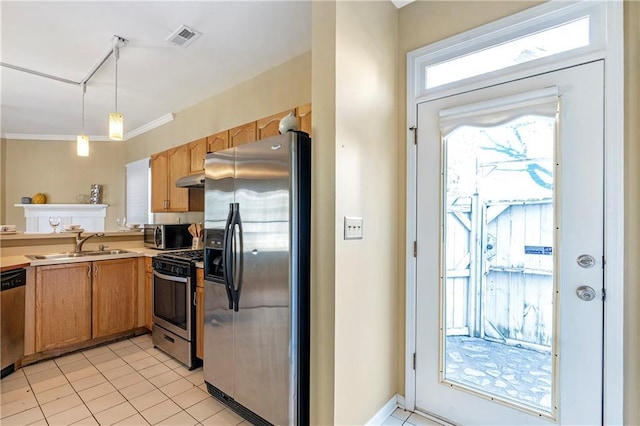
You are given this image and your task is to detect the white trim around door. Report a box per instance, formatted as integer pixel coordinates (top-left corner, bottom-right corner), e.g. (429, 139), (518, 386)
(405, 1), (624, 424)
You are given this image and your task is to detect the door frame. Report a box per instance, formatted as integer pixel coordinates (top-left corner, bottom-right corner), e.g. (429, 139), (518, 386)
(404, 1), (624, 423)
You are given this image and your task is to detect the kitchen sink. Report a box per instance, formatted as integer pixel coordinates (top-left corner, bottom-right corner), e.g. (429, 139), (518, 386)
(26, 249), (133, 261)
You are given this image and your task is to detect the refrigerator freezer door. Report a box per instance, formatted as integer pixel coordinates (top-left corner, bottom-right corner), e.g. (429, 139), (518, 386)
(203, 148), (236, 398)
(232, 133), (293, 425)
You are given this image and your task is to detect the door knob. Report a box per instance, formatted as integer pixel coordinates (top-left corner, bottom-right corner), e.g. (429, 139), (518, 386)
(576, 285), (597, 301)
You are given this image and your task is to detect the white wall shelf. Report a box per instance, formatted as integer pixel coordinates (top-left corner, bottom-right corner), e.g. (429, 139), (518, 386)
(14, 204), (108, 233)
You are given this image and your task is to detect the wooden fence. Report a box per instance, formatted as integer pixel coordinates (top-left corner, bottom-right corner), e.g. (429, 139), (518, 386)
(445, 198), (553, 348)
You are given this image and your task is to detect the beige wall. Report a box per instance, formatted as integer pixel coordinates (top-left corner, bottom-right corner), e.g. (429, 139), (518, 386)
(1, 53), (311, 233)
(396, 0), (542, 394)
(310, 2), (398, 423)
(4, 140), (126, 232)
(125, 52), (311, 163)
(310, 1), (336, 424)
(333, 2), (398, 424)
(624, 2), (640, 424)
(1, 138), (6, 224)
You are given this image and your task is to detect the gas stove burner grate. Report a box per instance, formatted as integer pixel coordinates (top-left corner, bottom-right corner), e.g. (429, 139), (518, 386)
(157, 250), (204, 262)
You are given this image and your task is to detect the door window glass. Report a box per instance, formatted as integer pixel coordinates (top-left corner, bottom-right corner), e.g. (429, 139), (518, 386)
(440, 91), (558, 415)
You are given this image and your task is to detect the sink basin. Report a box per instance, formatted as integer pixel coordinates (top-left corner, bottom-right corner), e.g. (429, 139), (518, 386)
(85, 249), (131, 256)
(26, 249), (132, 261)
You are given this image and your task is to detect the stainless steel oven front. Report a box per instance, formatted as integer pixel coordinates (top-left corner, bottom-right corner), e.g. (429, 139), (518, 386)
(151, 256), (200, 369)
(152, 269), (191, 340)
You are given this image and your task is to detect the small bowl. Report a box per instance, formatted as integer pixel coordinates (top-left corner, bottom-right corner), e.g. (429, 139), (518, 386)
(129, 224), (140, 229)
(64, 224), (81, 231)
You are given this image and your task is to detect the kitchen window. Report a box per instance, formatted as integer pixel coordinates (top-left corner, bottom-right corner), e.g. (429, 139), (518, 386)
(125, 158), (151, 225)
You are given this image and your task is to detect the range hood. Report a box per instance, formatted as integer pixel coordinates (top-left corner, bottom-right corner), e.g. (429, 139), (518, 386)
(175, 173), (204, 188)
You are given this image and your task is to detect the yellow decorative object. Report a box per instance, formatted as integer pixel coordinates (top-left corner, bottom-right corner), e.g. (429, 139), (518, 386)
(32, 193), (47, 204)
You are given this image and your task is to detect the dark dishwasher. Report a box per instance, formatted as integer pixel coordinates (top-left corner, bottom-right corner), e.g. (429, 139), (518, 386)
(1, 267), (26, 378)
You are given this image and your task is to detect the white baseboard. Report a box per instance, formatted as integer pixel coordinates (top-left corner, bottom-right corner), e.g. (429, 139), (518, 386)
(366, 394), (400, 425)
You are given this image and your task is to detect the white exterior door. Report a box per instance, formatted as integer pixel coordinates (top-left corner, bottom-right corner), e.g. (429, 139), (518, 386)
(415, 61), (604, 425)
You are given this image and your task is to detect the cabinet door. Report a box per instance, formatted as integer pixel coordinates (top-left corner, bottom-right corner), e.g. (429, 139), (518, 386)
(257, 109), (295, 140)
(92, 258), (138, 338)
(189, 138), (207, 173)
(35, 263), (92, 352)
(297, 103), (312, 136)
(145, 257), (153, 331)
(167, 144), (190, 211)
(151, 152), (168, 212)
(145, 272), (153, 331)
(196, 286), (204, 360)
(196, 268), (204, 359)
(229, 122), (257, 147)
(207, 130), (229, 153)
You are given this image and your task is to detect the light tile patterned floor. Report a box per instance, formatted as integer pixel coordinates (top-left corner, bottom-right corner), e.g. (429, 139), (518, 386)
(1, 334), (439, 425)
(0, 334), (249, 425)
(382, 408), (444, 426)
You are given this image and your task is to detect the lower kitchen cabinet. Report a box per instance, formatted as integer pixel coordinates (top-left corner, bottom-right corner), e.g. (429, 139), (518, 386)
(33, 258), (139, 354)
(145, 257), (153, 331)
(35, 262), (92, 352)
(92, 258), (138, 338)
(196, 268), (204, 359)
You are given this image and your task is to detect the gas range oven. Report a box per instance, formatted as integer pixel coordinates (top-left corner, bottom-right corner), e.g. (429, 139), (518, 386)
(152, 249), (203, 370)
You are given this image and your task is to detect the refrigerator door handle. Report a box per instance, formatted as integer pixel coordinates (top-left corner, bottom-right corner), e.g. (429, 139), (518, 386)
(222, 203), (235, 310)
(230, 206), (243, 312)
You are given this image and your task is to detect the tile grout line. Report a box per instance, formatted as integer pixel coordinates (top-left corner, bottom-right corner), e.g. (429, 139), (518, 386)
(6, 336), (241, 425)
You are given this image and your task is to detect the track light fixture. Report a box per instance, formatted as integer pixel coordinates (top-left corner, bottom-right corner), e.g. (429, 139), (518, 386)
(77, 83), (89, 157)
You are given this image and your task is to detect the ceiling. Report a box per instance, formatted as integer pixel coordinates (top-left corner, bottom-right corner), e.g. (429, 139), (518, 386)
(0, 1), (313, 141)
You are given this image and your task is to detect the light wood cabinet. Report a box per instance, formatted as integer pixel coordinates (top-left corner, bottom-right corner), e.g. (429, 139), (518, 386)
(145, 257), (153, 331)
(230, 122), (257, 147)
(196, 268), (204, 360)
(207, 130), (229, 153)
(35, 263), (92, 352)
(296, 103), (312, 136)
(257, 109), (295, 140)
(151, 146), (204, 212)
(92, 258), (138, 338)
(150, 152), (169, 212)
(167, 144), (190, 211)
(189, 138), (207, 173)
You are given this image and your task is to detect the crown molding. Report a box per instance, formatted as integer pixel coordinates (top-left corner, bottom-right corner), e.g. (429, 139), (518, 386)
(125, 113), (175, 141)
(1, 113), (175, 142)
(1, 133), (112, 141)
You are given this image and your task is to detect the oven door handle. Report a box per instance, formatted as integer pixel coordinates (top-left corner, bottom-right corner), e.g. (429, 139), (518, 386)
(153, 270), (188, 283)
(223, 203), (236, 310)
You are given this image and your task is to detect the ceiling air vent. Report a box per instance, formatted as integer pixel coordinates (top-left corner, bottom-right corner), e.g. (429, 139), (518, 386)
(166, 24), (202, 48)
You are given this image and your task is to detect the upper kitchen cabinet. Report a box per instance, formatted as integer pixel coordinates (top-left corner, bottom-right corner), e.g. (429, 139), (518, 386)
(296, 104), (312, 136)
(257, 109), (295, 140)
(151, 152), (169, 212)
(151, 145), (204, 212)
(230, 122), (257, 147)
(189, 138), (207, 173)
(207, 130), (229, 153)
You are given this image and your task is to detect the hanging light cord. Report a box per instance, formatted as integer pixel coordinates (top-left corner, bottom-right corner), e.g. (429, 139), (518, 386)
(81, 83), (86, 133)
(114, 46), (119, 112)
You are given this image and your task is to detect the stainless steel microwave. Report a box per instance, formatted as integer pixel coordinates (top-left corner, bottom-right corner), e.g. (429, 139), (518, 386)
(143, 224), (193, 250)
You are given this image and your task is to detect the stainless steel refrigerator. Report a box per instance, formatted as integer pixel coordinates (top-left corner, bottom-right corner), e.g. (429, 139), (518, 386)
(203, 131), (310, 426)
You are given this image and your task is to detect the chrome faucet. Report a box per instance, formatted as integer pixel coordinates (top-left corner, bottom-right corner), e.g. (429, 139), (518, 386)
(75, 232), (105, 252)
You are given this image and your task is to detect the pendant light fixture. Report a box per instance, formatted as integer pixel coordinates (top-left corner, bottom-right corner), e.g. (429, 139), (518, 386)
(77, 82), (89, 157)
(108, 38), (124, 140)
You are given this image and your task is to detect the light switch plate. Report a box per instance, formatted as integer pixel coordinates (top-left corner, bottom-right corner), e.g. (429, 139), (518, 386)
(344, 216), (363, 240)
